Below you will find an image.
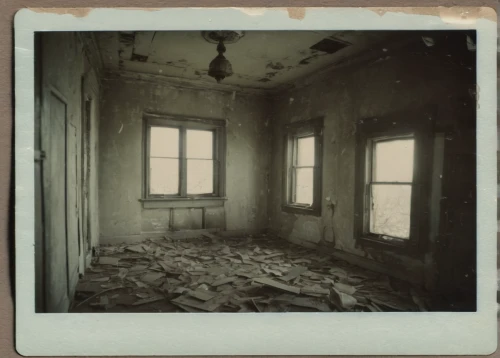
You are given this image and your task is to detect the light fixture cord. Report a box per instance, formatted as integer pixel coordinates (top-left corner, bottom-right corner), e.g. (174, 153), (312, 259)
(216, 40), (226, 55)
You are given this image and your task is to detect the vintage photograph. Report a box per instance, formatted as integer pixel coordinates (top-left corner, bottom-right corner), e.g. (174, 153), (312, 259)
(33, 28), (478, 314)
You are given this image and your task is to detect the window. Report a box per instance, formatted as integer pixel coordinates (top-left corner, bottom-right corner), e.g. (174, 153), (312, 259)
(282, 118), (323, 216)
(368, 137), (414, 239)
(354, 109), (434, 253)
(144, 113), (226, 200)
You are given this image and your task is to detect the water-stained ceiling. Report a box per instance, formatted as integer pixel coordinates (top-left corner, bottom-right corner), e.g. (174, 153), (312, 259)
(96, 31), (406, 90)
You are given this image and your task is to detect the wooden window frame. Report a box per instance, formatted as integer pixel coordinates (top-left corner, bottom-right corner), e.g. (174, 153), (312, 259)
(282, 117), (324, 216)
(354, 107), (435, 256)
(142, 112), (226, 201)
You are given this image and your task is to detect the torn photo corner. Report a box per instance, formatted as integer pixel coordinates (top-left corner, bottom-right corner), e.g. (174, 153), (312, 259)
(14, 6), (497, 357)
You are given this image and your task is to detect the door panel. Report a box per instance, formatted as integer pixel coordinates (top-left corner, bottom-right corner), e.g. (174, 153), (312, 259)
(44, 92), (69, 312)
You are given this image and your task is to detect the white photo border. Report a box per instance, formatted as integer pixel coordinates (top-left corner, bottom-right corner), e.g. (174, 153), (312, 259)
(14, 7), (498, 356)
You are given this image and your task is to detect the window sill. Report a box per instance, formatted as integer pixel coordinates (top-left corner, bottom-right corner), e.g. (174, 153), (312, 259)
(140, 197), (227, 209)
(281, 204), (321, 217)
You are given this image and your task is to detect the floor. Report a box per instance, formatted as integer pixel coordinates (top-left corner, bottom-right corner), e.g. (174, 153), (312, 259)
(70, 233), (429, 313)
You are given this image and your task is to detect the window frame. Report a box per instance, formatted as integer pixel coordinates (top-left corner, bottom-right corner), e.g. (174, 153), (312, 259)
(143, 112), (226, 201)
(354, 108), (435, 255)
(282, 117), (324, 216)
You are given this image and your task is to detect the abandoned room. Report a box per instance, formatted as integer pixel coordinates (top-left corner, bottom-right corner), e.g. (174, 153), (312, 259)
(34, 30), (477, 314)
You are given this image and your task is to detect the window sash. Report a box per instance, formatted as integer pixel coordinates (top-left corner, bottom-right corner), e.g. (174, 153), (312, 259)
(282, 117), (323, 216)
(146, 124), (220, 198)
(364, 135), (416, 242)
(290, 135), (316, 206)
(354, 106), (436, 254)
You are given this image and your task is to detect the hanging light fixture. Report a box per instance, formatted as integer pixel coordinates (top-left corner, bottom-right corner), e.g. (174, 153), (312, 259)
(202, 31), (245, 83)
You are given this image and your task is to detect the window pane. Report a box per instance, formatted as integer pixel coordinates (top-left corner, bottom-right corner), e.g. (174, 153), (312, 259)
(370, 183), (411, 239)
(295, 168), (313, 205)
(373, 139), (414, 182)
(187, 159), (213, 194)
(150, 158), (179, 194)
(297, 136), (315, 166)
(187, 130), (213, 159)
(150, 127), (179, 158)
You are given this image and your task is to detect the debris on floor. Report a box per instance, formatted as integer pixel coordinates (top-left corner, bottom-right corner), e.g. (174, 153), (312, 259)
(70, 234), (430, 313)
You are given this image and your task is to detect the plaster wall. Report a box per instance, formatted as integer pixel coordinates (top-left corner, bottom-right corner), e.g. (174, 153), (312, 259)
(99, 77), (271, 243)
(268, 53), (475, 290)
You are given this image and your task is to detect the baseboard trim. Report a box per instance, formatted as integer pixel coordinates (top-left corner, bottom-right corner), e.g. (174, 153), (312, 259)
(100, 228), (267, 245)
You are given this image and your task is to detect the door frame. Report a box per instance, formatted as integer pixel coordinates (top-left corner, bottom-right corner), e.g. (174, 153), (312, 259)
(80, 69), (99, 272)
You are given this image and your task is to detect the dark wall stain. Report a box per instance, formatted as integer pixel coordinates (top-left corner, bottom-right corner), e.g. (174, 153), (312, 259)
(194, 70), (201, 76)
(258, 78), (271, 82)
(178, 59), (187, 63)
(266, 61), (285, 70)
(299, 54), (319, 65)
(310, 38), (351, 54)
(119, 32), (135, 46)
(265, 72), (278, 78)
(118, 32), (136, 62)
(131, 53), (148, 62)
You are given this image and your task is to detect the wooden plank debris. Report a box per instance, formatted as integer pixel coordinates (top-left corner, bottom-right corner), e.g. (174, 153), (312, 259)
(171, 295), (227, 312)
(251, 299), (262, 312)
(125, 245), (146, 253)
(212, 276), (237, 287)
(262, 253), (285, 259)
(188, 289), (217, 302)
(99, 257), (121, 265)
(263, 268), (283, 276)
(132, 296), (165, 306)
(253, 277), (301, 294)
(237, 253), (250, 260)
(290, 297), (331, 312)
(329, 268), (348, 278)
(91, 277), (110, 282)
(291, 259), (312, 265)
(141, 272), (165, 283)
(129, 264), (148, 272)
(174, 303), (205, 313)
(301, 286), (330, 296)
(330, 287), (357, 310)
(117, 268), (128, 280)
(127, 276), (149, 288)
(201, 232), (220, 241)
(334, 282), (356, 295)
(279, 266), (307, 282)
